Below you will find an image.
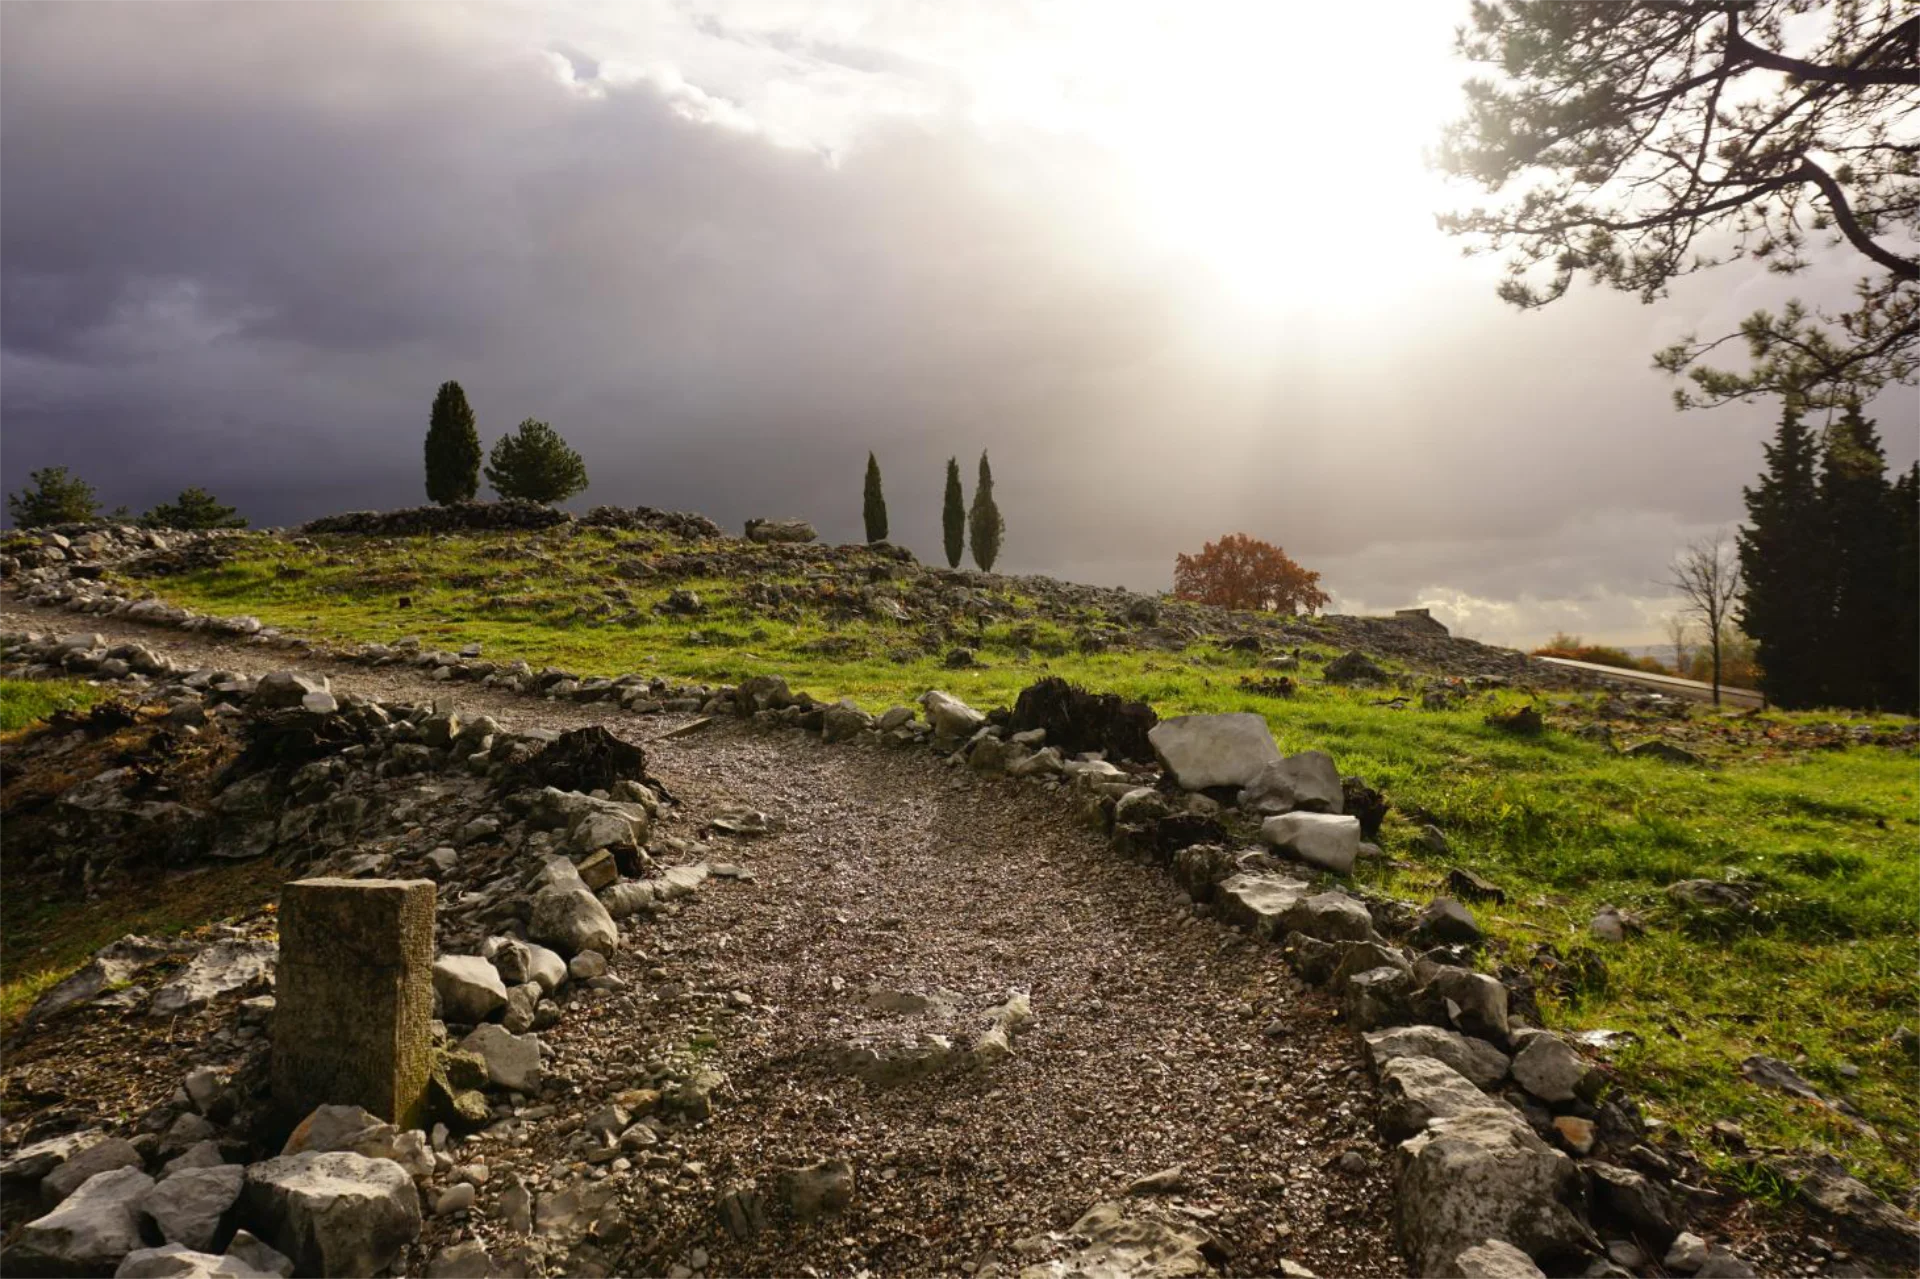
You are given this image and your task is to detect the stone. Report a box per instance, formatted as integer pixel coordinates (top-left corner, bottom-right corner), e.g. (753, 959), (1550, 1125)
(821, 701), (872, 743)
(1417, 966), (1510, 1043)
(1666, 879), (1755, 912)
(1237, 751), (1344, 815)
(1259, 812), (1362, 874)
(919, 690), (986, 740)
(1791, 1157), (1920, 1263)
(432, 956), (508, 1025)
(1584, 1162), (1674, 1245)
(568, 950), (608, 981)
(113, 1243), (280, 1278)
(1664, 1233), (1710, 1273)
(6, 1166), (154, 1275)
(491, 940), (567, 995)
(1414, 898), (1482, 945)
(248, 894), (410, 1134)
(1693, 1256), (1759, 1278)
(528, 886), (618, 958)
(151, 940), (278, 1017)
(26, 936), (183, 1024)
(242, 1151), (421, 1279)
(599, 881), (655, 920)
(161, 1144), (226, 1178)
(140, 1165), (245, 1252)
(1377, 1056), (1495, 1142)
(743, 517), (816, 543)
(1125, 1167), (1186, 1195)
(251, 672), (330, 710)
(575, 849), (619, 892)
(1022, 1201), (1216, 1279)
(1323, 650), (1388, 683)
(1343, 965), (1415, 1031)
(1148, 712), (1281, 790)
(1213, 873), (1311, 940)
(1365, 1025), (1511, 1089)
(1395, 1107), (1592, 1276)
(460, 1024), (544, 1093)
(435, 1182), (476, 1216)
(1446, 868), (1506, 904)
(42, 1137), (144, 1205)
(224, 1232), (294, 1279)
(778, 1159), (855, 1220)
(1550, 1116), (1596, 1155)
(1511, 1035), (1591, 1105)
(1440, 1239), (1546, 1278)
(426, 1240), (494, 1278)
(1279, 891), (1376, 943)
(1, 1130), (106, 1189)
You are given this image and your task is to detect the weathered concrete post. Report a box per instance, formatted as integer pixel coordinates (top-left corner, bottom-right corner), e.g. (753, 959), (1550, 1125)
(273, 877), (435, 1131)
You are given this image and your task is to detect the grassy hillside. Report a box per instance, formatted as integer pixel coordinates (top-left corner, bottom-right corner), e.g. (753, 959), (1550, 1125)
(110, 526), (1920, 1196)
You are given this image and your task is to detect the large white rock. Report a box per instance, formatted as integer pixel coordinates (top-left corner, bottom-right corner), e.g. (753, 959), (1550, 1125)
(0, 1129), (106, 1188)
(460, 1023), (544, 1093)
(41, 1136), (143, 1204)
(242, 1152), (421, 1279)
(1365, 1025), (1512, 1089)
(114, 1243), (282, 1278)
(1214, 873), (1312, 940)
(918, 690), (985, 740)
(7, 1165), (155, 1275)
(1395, 1107), (1592, 1276)
(527, 886), (617, 958)
(1260, 811), (1361, 875)
(431, 956), (508, 1024)
(149, 941), (276, 1018)
(140, 1165), (244, 1252)
(1440, 1239), (1548, 1279)
(1148, 713), (1280, 790)
(1378, 1056), (1497, 1142)
(1279, 891), (1376, 943)
(1238, 750), (1344, 815)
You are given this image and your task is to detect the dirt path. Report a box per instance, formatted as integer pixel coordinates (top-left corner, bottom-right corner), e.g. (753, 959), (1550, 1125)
(3, 601), (1403, 1276)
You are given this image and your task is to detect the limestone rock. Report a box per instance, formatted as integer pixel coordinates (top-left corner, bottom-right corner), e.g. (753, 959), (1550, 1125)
(919, 690), (986, 740)
(461, 1024), (544, 1093)
(1414, 897), (1483, 945)
(151, 940), (277, 1017)
(1259, 812), (1361, 875)
(1213, 873), (1311, 940)
(1237, 751), (1344, 815)
(1279, 891), (1376, 943)
(778, 1159), (855, 1221)
(1019, 1200), (1217, 1279)
(1511, 1035), (1591, 1105)
(1148, 713), (1280, 790)
(242, 1152), (422, 1279)
(1416, 966), (1510, 1044)
(113, 1244), (280, 1278)
(1395, 1107), (1592, 1276)
(1378, 1056), (1497, 1143)
(528, 886), (618, 958)
(1440, 1239), (1547, 1278)
(42, 1137), (144, 1205)
(1365, 1025), (1512, 1089)
(7, 1165), (155, 1276)
(139, 1165), (245, 1252)
(432, 956), (508, 1025)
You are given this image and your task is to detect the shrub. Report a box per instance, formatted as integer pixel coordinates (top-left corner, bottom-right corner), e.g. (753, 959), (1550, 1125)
(1172, 533), (1329, 613)
(485, 419), (588, 505)
(141, 487), (248, 530)
(6, 466), (100, 528)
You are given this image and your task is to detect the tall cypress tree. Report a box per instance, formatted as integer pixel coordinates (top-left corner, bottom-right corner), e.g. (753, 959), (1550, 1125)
(969, 450), (1005, 572)
(863, 453), (889, 543)
(1821, 401), (1897, 709)
(941, 457), (965, 569)
(1738, 398), (1828, 709)
(425, 381), (482, 505)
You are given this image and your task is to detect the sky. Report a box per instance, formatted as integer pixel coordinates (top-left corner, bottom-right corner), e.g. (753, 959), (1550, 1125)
(3, 1), (1913, 647)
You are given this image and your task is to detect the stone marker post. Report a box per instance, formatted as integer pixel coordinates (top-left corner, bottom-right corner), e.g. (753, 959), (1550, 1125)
(273, 877), (435, 1131)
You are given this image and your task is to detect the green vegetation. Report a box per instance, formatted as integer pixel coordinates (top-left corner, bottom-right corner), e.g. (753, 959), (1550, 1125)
(485, 418), (588, 504)
(142, 486), (248, 530)
(425, 379), (483, 505)
(968, 450), (1003, 572)
(942, 457), (965, 568)
(0, 678), (104, 733)
(121, 528), (1919, 1194)
(7, 465), (101, 528)
(863, 452), (888, 544)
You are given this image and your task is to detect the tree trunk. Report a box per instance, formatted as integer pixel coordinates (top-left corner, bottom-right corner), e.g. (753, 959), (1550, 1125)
(1711, 634), (1723, 705)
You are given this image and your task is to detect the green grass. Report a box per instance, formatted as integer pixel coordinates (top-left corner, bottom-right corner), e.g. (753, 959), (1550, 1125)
(0, 678), (104, 733)
(128, 529), (1920, 1194)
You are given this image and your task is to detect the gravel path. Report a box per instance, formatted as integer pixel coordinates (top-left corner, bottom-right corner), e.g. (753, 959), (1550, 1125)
(3, 602), (1404, 1276)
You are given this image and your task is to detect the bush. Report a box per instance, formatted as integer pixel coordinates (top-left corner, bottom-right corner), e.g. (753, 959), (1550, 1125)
(7, 466), (100, 528)
(1531, 633), (1670, 676)
(1173, 533), (1329, 613)
(141, 487), (248, 530)
(484, 420), (588, 505)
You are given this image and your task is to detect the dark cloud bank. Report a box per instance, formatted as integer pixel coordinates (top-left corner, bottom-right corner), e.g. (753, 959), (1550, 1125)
(3, 3), (1910, 643)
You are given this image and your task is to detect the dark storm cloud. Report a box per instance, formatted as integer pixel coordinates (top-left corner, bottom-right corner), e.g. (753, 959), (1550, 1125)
(2, 2), (1910, 643)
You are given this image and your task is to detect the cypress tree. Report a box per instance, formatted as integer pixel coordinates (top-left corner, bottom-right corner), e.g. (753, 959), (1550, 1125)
(969, 450), (1005, 572)
(1738, 398), (1828, 709)
(863, 453), (889, 543)
(425, 381), (482, 505)
(942, 457), (965, 568)
(1821, 401), (1897, 709)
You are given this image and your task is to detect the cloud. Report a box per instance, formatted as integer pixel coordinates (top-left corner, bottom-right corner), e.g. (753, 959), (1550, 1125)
(2, 2), (1911, 650)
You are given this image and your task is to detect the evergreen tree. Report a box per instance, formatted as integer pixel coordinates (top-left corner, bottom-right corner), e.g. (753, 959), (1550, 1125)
(425, 381), (482, 505)
(941, 457), (965, 569)
(968, 451), (1004, 573)
(7, 466), (100, 528)
(484, 419), (589, 504)
(141, 487), (248, 530)
(1820, 401), (1898, 709)
(1737, 399), (1828, 709)
(862, 453), (888, 543)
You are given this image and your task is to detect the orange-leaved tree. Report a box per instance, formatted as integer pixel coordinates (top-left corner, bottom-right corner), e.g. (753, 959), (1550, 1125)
(1173, 534), (1330, 614)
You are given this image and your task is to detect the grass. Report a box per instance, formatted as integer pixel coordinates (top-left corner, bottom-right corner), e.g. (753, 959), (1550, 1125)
(113, 528), (1920, 1194)
(0, 678), (105, 733)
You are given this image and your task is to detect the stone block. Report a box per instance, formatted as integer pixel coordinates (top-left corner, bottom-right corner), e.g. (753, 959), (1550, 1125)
(272, 878), (435, 1132)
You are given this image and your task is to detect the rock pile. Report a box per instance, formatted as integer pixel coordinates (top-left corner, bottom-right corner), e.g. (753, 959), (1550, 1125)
(299, 501), (569, 536)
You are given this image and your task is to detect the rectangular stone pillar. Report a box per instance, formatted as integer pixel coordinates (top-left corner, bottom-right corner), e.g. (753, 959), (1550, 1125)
(272, 877), (435, 1131)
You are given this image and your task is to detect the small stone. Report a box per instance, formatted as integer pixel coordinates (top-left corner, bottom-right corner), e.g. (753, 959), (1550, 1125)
(568, 951), (608, 981)
(435, 1182), (477, 1216)
(1551, 1115), (1596, 1155)
(1665, 1232), (1710, 1273)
